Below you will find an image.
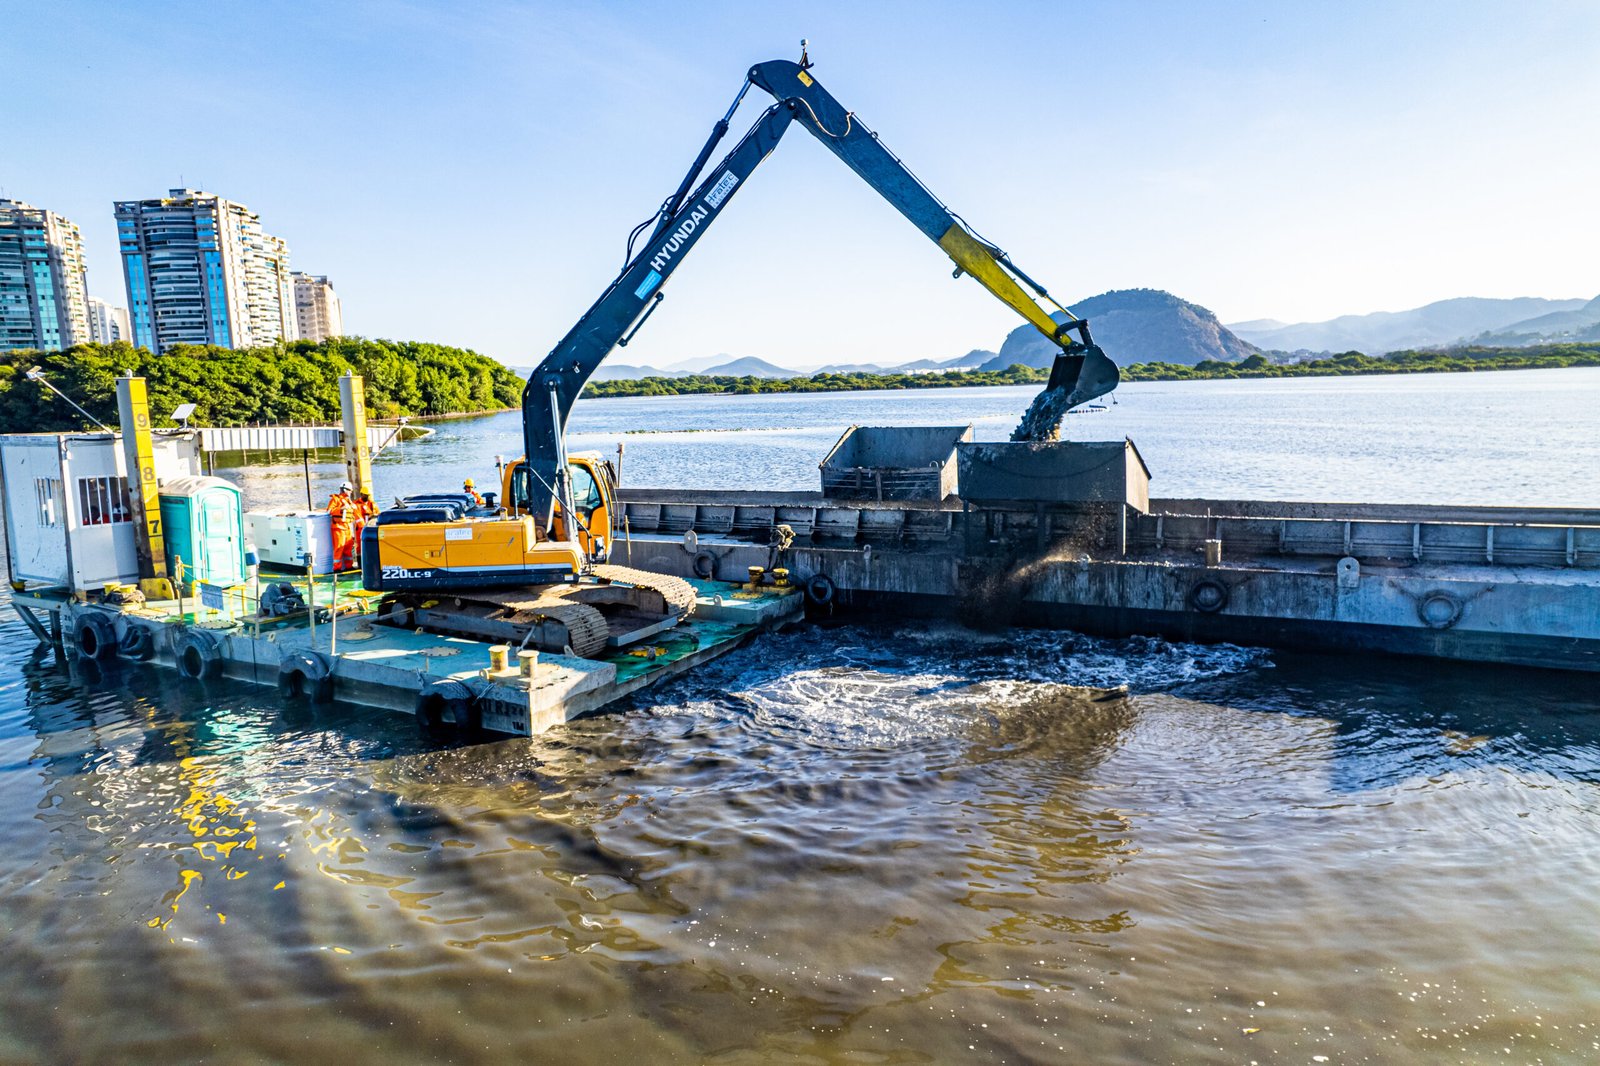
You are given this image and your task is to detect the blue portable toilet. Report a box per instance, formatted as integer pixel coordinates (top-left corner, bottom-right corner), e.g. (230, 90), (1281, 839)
(159, 476), (246, 587)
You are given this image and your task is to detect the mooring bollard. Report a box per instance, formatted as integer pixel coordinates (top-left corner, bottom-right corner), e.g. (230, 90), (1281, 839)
(1204, 539), (1223, 567)
(489, 644), (509, 672)
(519, 650), (539, 679)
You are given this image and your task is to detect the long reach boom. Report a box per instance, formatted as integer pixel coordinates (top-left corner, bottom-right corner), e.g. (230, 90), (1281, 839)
(522, 53), (1119, 525)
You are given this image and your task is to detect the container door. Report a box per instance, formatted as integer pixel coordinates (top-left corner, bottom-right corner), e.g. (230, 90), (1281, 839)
(1, 442), (70, 585)
(200, 491), (244, 586)
(64, 439), (139, 591)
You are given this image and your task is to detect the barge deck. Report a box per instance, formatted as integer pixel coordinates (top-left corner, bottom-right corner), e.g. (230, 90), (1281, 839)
(14, 574), (803, 736)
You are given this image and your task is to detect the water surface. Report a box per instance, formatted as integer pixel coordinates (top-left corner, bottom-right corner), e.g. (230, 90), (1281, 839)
(2, 368), (1597, 1062)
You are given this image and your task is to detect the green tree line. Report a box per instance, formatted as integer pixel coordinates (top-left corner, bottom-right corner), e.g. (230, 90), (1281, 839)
(583, 363), (1051, 398)
(0, 338), (525, 432)
(1120, 343), (1600, 381)
(581, 343), (1600, 398)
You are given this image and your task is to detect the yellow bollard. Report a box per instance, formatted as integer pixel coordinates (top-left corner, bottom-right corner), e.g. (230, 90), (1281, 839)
(489, 644), (509, 672)
(518, 649), (539, 679)
(746, 566), (765, 591)
(771, 567), (790, 588)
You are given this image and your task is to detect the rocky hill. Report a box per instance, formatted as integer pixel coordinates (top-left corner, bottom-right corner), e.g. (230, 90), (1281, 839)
(981, 288), (1258, 371)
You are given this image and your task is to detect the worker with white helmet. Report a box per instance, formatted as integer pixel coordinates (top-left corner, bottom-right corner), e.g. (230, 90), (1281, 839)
(328, 479), (359, 571)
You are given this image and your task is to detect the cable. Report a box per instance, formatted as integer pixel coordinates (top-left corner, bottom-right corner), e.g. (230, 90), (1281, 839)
(795, 97), (854, 139)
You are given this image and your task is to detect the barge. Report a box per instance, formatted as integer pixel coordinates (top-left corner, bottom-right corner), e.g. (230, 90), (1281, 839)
(7, 375), (1595, 741)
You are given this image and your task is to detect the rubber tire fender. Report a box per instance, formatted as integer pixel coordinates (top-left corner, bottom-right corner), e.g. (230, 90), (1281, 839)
(692, 549), (718, 579)
(278, 650), (335, 704)
(1187, 578), (1230, 614)
(72, 611), (119, 661)
(119, 623), (157, 662)
(805, 572), (836, 607)
(415, 679), (480, 737)
(174, 628), (224, 681)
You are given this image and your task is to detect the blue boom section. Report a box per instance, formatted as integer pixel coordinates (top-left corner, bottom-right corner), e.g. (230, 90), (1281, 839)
(747, 60), (957, 242)
(521, 103), (796, 524)
(520, 60), (1119, 524)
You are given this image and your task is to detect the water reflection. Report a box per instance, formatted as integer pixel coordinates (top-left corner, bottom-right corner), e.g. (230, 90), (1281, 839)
(3, 598), (1600, 1060)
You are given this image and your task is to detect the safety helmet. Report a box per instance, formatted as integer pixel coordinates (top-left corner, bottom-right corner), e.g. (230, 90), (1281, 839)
(463, 478), (475, 488)
(339, 480), (353, 492)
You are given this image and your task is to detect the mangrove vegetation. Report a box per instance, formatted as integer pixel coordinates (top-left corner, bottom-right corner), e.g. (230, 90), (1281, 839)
(581, 343), (1600, 398)
(0, 338), (524, 433)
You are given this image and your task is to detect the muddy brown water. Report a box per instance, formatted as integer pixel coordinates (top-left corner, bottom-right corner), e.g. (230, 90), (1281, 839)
(7, 370), (1600, 1061)
(2, 599), (1597, 1063)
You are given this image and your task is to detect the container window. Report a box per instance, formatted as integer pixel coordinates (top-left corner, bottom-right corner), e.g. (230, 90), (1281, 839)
(34, 478), (61, 527)
(76, 477), (132, 526)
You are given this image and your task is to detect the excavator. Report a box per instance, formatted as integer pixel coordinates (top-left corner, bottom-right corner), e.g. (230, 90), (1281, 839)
(363, 48), (1120, 658)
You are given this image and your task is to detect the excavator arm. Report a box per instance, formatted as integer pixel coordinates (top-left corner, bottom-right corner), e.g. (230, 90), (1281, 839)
(522, 56), (1118, 524)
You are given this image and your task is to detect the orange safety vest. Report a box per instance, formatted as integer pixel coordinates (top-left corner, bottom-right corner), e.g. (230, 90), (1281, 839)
(328, 492), (357, 535)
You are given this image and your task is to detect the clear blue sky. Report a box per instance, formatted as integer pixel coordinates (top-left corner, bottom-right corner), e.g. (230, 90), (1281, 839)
(6, 1), (1597, 368)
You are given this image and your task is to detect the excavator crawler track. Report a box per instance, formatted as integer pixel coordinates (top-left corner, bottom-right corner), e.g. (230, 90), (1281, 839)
(382, 592), (613, 658)
(589, 564), (697, 621)
(377, 566), (693, 660)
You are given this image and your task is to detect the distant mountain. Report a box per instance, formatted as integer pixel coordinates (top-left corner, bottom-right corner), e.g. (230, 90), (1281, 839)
(591, 363), (672, 381)
(1475, 294), (1600, 343)
(981, 289), (1257, 371)
(813, 349), (997, 375)
(813, 362), (890, 374)
(1228, 297), (1589, 354)
(1226, 318), (1288, 333)
(660, 353), (738, 373)
(933, 348), (997, 370)
(695, 356), (801, 378)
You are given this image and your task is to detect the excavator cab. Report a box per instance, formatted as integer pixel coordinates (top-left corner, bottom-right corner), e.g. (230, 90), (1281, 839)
(500, 454), (616, 562)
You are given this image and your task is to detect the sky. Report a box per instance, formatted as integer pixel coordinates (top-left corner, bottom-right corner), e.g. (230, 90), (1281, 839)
(5, 0), (1598, 369)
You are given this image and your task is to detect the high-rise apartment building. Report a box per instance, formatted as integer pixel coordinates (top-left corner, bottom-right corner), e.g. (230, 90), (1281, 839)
(292, 272), (343, 342)
(114, 188), (297, 353)
(86, 297), (131, 343)
(0, 198), (91, 352)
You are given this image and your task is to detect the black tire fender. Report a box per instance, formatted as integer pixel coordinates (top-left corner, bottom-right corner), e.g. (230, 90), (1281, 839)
(1187, 578), (1230, 614)
(119, 624), (157, 662)
(174, 629), (224, 681)
(692, 549), (718, 579)
(72, 612), (119, 661)
(278, 650), (335, 704)
(415, 679), (480, 736)
(805, 572), (836, 606)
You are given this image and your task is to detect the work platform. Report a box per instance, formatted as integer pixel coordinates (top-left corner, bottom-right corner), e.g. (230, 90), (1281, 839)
(13, 574), (803, 736)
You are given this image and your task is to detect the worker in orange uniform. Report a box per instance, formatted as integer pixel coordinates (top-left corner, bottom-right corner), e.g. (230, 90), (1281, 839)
(463, 478), (484, 506)
(354, 490), (379, 561)
(328, 480), (358, 572)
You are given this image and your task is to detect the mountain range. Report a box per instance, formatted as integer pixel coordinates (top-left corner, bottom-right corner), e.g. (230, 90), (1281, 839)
(1227, 295), (1600, 353)
(511, 288), (1600, 382)
(578, 289), (1256, 381)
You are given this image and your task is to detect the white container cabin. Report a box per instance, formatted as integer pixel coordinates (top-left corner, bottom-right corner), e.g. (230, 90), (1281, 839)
(0, 432), (201, 593)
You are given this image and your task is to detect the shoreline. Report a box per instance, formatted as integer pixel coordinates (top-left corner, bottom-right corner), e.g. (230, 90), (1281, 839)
(579, 346), (1600, 400)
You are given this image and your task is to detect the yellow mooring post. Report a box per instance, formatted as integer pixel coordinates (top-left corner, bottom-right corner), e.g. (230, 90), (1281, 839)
(338, 372), (373, 499)
(116, 374), (173, 600)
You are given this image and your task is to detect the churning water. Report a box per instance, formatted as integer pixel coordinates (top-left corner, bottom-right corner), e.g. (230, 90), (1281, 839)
(3, 368), (1598, 1062)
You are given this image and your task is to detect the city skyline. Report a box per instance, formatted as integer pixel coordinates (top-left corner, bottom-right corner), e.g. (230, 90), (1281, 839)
(115, 188), (297, 353)
(0, 198), (91, 352)
(5, 2), (1598, 368)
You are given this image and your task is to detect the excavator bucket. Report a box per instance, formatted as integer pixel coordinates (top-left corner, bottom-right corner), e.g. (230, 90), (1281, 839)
(1045, 343), (1119, 403)
(1012, 344), (1121, 442)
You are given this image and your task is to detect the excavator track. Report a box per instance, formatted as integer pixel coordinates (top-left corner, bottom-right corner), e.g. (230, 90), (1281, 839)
(589, 564), (697, 621)
(382, 592), (613, 658)
(377, 566), (693, 660)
